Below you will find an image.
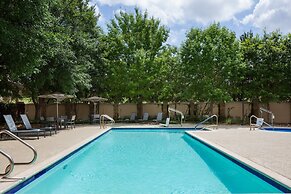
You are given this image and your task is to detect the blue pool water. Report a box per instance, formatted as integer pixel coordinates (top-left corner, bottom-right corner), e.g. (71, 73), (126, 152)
(263, 127), (291, 132)
(13, 129), (285, 193)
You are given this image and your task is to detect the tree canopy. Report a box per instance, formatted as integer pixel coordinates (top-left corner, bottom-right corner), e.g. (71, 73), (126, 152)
(0, 4), (290, 119)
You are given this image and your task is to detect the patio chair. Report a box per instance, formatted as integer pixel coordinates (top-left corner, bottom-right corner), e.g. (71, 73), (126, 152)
(138, 112), (149, 122)
(20, 114), (56, 136)
(59, 115), (68, 129)
(153, 112), (163, 123)
(3, 115), (46, 139)
(125, 112), (136, 122)
(250, 118), (264, 130)
(46, 117), (56, 127)
(160, 117), (170, 127)
(66, 115), (76, 129)
(91, 114), (100, 124)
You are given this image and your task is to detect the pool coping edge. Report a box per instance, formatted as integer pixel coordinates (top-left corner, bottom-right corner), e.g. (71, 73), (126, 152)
(186, 131), (291, 191)
(1, 128), (111, 193)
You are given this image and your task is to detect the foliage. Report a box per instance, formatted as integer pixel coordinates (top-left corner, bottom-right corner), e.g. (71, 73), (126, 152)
(0, 0), (50, 97)
(104, 8), (169, 103)
(0, 3), (290, 112)
(19, 0), (103, 103)
(240, 31), (291, 103)
(180, 23), (241, 103)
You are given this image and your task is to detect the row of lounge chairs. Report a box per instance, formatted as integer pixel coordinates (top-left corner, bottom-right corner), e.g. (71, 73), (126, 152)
(90, 112), (164, 123)
(2, 114), (76, 139)
(126, 112), (163, 122)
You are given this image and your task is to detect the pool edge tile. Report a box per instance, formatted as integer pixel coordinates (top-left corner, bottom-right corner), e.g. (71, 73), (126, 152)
(186, 131), (291, 191)
(1, 128), (111, 193)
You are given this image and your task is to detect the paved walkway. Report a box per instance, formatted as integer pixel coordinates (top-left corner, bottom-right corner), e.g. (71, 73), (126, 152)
(1, 123), (291, 191)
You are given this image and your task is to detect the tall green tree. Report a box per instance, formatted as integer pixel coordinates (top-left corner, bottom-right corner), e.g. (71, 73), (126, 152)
(180, 23), (241, 118)
(0, 0), (50, 97)
(240, 31), (291, 115)
(105, 8), (169, 118)
(20, 0), (103, 119)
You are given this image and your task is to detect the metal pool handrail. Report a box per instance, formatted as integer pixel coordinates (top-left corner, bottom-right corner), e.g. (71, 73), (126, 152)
(0, 130), (38, 165)
(194, 115), (218, 130)
(168, 108), (185, 126)
(100, 114), (115, 129)
(0, 149), (14, 177)
(259, 107), (275, 126)
(250, 115), (273, 130)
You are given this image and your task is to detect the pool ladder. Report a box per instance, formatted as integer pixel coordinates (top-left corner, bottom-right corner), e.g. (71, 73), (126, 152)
(0, 130), (37, 178)
(194, 115), (218, 130)
(168, 108), (185, 126)
(100, 114), (115, 129)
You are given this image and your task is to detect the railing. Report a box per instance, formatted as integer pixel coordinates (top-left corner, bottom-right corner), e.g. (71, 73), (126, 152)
(0, 130), (37, 178)
(0, 130), (37, 165)
(259, 107), (275, 126)
(194, 115), (218, 130)
(0, 150), (14, 177)
(168, 108), (185, 126)
(100, 114), (115, 129)
(250, 115), (273, 130)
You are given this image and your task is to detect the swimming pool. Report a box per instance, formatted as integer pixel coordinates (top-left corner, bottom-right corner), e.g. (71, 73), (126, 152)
(263, 127), (291, 132)
(8, 129), (289, 193)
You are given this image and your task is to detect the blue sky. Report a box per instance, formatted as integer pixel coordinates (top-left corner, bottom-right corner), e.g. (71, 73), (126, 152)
(90, 0), (291, 46)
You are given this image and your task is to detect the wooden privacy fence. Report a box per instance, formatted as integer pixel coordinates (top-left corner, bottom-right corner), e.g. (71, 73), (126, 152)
(24, 102), (291, 124)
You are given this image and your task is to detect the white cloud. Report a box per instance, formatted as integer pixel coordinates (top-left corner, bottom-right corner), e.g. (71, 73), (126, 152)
(89, 1), (106, 26)
(242, 0), (291, 33)
(98, 0), (254, 25)
(89, 0), (101, 16)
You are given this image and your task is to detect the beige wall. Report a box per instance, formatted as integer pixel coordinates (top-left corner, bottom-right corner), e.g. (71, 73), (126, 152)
(169, 103), (188, 115)
(25, 104), (35, 120)
(25, 102), (291, 124)
(76, 104), (90, 120)
(119, 104), (137, 118)
(269, 102), (291, 124)
(99, 103), (114, 118)
(143, 103), (162, 118)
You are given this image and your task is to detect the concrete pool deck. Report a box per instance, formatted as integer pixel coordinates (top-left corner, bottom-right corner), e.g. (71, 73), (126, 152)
(0, 123), (291, 191)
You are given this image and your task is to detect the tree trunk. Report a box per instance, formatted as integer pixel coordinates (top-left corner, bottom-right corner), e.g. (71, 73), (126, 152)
(241, 101), (245, 124)
(251, 99), (260, 117)
(113, 102), (119, 120)
(137, 101), (143, 118)
(33, 98), (45, 121)
(162, 101), (168, 118)
(189, 101), (195, 117)
(218, 102), (226, 120)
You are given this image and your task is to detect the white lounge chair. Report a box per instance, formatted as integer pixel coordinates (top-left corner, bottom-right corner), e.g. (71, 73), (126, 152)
(160, 117), (170, 127)
(20, 114), (56, 136)
(138, 112), (149, 122)
(125, 112), (136, 122)
(153, 112), (163, 123)
(3, 115), (46, 139)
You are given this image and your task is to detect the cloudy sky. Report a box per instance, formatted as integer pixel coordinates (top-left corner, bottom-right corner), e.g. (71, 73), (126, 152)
(90, 0), (291, 46)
